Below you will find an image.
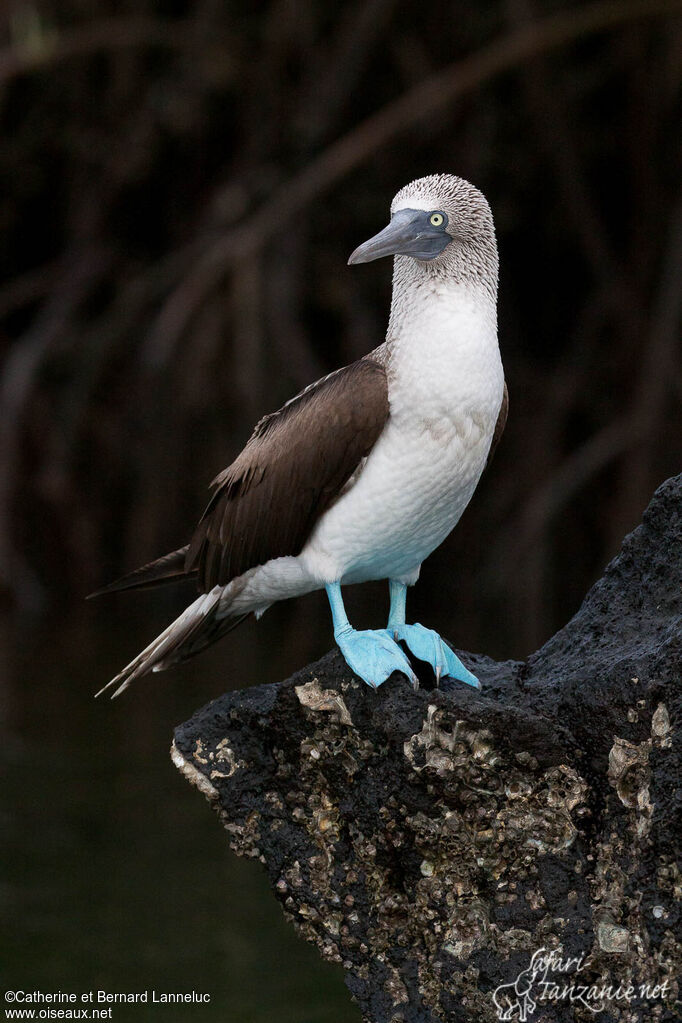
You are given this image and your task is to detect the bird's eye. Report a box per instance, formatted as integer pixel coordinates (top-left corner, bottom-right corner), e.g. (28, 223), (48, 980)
(429, 212), (444, 227)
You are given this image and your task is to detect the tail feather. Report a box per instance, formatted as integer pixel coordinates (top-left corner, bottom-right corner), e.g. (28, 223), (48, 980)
(88, 546), (193, 598)
(95, 589), (248, 699)
(153, 612), (248, 671)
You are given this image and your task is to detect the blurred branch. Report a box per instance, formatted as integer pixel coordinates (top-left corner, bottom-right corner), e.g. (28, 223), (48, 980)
(504, 415), (646, 566)
(0, 0), (679, 651)
(0, 260), (60, 320)
(0, 247), (111, 607)
(506, 0), (646, 339)
(0, 17), (190, 85)
(295, 0), (400, 146)
(494, 196), (682, 578)
(143, 0), (682, 368)
(609, 194), (682, 542)
(231, 254), (265, 421)
(635, 197), (682, 431)
(264, 231), (327, 388)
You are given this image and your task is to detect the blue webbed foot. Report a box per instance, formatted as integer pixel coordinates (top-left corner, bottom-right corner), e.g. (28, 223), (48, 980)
(387, 624), (480, 689)
(335, 628), (417, 689)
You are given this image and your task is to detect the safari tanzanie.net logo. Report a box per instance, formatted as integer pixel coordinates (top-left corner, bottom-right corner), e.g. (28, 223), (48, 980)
(491, 947), (671, 1020)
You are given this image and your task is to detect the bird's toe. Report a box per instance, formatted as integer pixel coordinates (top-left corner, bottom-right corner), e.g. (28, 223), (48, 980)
(336, 628), (416, 689)
(440, 641), (481, 689)
(390, 623), (480, 690)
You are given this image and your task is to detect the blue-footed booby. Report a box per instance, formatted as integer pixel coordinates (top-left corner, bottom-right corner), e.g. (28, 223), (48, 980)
(94, 174), (507, 698)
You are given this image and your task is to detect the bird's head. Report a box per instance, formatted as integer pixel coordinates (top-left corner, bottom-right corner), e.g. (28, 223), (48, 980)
(348, 174), (497, 286)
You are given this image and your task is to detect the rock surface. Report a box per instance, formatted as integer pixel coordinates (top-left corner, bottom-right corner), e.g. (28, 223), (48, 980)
(173, 476), (681, 1023)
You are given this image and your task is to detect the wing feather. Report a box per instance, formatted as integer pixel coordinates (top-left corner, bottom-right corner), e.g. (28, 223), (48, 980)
(186, 359), (389, 591)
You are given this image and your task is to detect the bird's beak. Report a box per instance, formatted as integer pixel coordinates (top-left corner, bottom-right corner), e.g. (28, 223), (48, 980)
(348, 208), (451, 265)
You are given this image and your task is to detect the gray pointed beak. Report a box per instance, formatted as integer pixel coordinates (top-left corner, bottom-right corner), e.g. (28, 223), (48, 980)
(348, 208), (451, 265)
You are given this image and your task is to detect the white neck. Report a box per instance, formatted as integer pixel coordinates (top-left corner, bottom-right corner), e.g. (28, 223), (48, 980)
(386, 260), (502, 420)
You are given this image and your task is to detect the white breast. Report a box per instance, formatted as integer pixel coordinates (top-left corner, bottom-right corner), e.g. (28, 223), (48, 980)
(302, 279), (504, 585)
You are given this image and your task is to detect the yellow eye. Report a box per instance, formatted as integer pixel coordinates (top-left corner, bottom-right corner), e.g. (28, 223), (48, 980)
(430, 212), (444, 227)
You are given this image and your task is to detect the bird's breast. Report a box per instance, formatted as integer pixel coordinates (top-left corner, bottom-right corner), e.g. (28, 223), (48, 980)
(302, 285), (504, 583)
(303, 393), (500, 585)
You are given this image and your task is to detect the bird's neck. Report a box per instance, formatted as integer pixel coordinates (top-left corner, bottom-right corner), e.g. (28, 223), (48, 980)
(385, 261), (501, 412)
(388, 246), (497, 329)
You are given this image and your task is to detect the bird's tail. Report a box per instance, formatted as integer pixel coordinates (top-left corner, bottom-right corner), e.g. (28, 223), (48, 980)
(95, 588), (248, 699)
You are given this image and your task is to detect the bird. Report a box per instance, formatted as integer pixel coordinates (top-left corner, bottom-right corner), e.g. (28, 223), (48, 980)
(93, 173), (507, 699)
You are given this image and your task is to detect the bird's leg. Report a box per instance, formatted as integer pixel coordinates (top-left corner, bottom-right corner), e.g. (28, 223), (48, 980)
(386, 578), (408, 630)
(325, 582), (416, 689)
(385, 580), (480, 689)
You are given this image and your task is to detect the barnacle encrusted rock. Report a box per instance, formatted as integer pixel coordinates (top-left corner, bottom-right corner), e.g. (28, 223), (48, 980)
(174, 475), (682, 1023)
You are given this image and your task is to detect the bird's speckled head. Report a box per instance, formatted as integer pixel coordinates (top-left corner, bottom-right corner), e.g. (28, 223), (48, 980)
(391, 174), (495, 246)
(349, 173), (498, 293)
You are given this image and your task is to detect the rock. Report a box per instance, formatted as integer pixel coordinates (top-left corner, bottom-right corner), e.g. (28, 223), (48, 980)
(173, 475), (681, 1022)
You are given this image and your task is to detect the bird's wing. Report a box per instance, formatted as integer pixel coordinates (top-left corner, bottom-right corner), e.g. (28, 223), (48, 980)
(185, 358), (390, 591)
(88, 545), (193, 597)
(486, 380), (508, 468)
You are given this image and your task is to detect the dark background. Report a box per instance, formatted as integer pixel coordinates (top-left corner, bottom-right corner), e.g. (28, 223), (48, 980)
(1, 0), (681, 1019)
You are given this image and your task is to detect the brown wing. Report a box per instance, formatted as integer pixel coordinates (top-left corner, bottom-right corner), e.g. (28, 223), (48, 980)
(186, 359), (389, 591)
(486, 381), (508, 468)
